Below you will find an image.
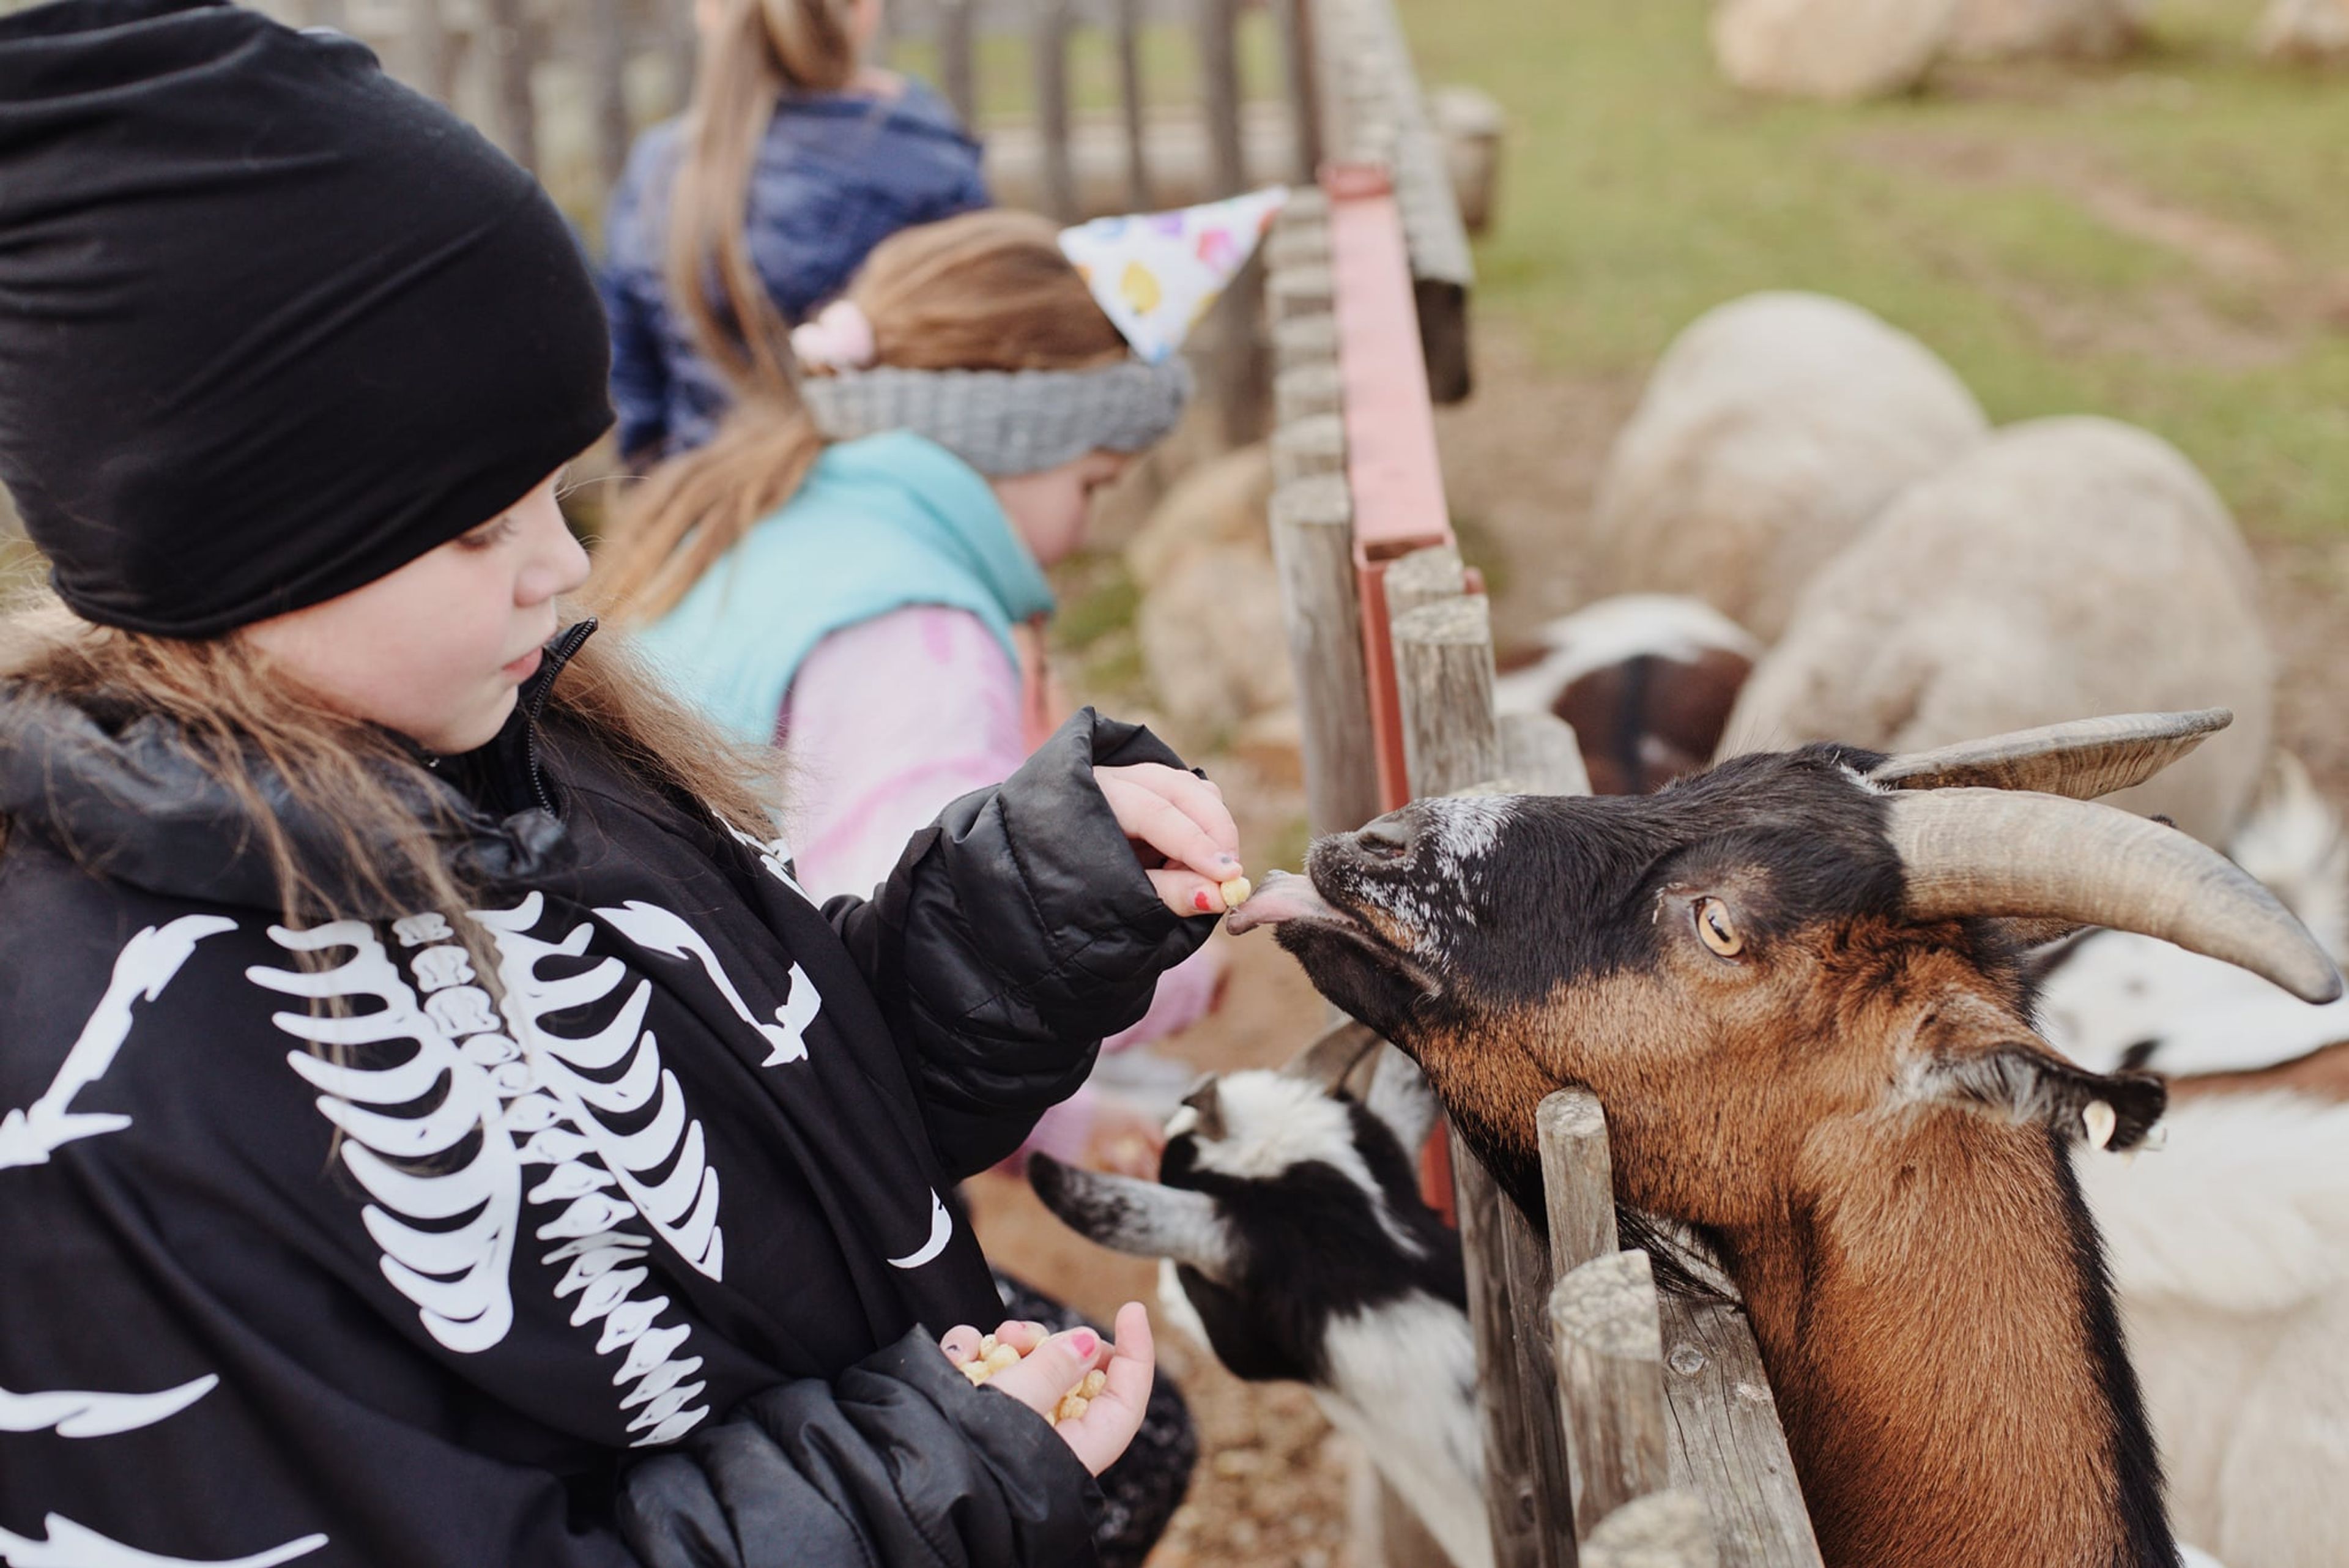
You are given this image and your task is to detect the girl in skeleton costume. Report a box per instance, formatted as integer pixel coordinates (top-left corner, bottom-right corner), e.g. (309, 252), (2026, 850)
(0, 3), (1239, 1564)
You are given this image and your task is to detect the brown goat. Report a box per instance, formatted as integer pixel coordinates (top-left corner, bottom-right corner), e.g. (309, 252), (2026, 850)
(1230, 711), (2342, 1568)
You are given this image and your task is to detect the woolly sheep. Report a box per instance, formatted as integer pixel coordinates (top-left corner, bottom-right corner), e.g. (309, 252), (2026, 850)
(1718, 416), (2274, 845)
(1588, 292), (1989, 641)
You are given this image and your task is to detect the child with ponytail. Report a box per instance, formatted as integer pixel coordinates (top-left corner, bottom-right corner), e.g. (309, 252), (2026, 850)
(0, 5), (1239, 1563)
(603, 0), (989, 463)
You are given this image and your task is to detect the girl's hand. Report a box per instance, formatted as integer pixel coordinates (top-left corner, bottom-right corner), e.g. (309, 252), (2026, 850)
(1094, 764), (1245, 918)
(938, 1304), (1157, 1476)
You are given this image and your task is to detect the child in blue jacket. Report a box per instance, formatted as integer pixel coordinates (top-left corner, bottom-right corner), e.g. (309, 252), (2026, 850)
(602, 0), (989, 463)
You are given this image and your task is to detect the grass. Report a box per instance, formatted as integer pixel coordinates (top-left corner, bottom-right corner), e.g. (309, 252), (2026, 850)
(1398, 0), (2349, 542)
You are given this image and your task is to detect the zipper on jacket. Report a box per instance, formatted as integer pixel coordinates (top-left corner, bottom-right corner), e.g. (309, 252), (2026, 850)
(522, 620), (599, 818)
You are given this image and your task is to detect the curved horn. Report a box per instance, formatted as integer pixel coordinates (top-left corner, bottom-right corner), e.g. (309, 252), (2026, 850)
(1868, 710), (2231, 800)
(1027, 1155), (1236, 1279)
(1887, 788), (2342, 1003)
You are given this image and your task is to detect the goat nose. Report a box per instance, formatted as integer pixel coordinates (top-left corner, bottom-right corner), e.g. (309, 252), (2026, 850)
(1355, 814), (1415, 860)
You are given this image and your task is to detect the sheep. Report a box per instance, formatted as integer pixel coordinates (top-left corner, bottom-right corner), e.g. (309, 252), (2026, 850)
(1026, 1028), (1493, 1568)
(1720, 417), (2274, 847)
(1587, 292), (1989, 642)
(2035, 751), (2349, 1568)
(1226, 709), (2341, 1568)
(1495, 594), (1763, 797)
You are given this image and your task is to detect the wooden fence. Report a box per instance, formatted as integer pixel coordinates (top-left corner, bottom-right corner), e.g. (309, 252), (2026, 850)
(1262, 155), (1822, 1568)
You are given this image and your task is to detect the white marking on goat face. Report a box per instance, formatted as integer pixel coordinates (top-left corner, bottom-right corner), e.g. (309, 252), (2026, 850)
(1182, 1072), (1429, 1259)
(1427, 796), (1516, 875)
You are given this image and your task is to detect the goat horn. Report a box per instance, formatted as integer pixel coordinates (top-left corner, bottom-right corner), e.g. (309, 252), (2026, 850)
(1281, 1019), (1381, 1093)
(1868, 710), (2231, 800)
(1888, 787), (2342, 1003)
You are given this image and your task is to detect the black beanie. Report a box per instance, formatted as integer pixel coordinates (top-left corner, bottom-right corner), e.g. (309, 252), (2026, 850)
(0, 0), (613, 637)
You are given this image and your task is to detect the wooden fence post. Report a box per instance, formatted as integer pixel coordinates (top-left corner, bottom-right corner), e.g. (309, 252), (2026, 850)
(939, 0), (978, 130)
(481, 0), (536, 171)
(1551, 1251), (1674, 1542)
(1113, 0), (1151, 208)
(1033, 0), (1077, 220)
(1268, 474), (1381, 837)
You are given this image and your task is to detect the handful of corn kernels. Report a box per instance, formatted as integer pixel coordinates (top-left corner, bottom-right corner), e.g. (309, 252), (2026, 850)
(958, 1333), (1111, 1425)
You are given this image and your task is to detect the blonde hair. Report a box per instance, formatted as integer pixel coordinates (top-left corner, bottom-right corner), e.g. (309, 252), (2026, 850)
(669, 0), (863, 389)
(596, 209), (1126, 622)
(0, 593), (775, 974)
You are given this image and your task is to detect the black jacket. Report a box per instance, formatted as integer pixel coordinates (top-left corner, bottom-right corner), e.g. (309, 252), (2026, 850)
(0, 629), (1211, 1567)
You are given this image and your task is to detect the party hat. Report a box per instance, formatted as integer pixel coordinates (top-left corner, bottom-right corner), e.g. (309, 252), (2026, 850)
(1058, 185), (1290, 363)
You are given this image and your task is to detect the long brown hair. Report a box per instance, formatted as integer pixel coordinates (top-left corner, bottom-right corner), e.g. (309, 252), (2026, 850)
(669, 0), (863, 388)
(0, 593), (774, 975)
(596, 209), (1126, 622)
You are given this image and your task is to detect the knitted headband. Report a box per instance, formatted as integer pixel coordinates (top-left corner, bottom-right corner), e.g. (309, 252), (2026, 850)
(797, 359), (1193, 475)
(789, 187), (1285, 474)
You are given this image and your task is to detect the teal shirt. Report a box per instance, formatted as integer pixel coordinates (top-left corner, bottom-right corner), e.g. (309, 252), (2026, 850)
(637, 431), (1056, 746)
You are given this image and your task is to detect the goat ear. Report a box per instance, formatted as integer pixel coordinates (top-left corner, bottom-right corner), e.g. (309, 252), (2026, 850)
(1912, 1035), (2167, 1151)
(1362, 1043), (1441, 1156)
(1280, 1019), (1381, 1094)
(1027, 1154), (1237, 1279)
(1176, 1077), (1227, 1142)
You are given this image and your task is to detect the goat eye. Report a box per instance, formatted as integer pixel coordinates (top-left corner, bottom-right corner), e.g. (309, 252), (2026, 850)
(1695, 898), (1744, 958)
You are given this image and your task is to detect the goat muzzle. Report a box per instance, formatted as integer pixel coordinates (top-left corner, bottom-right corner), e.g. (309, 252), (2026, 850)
(1886, 787), (2343, 1003)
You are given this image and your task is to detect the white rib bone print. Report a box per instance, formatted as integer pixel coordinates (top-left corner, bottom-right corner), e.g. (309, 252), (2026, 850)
(252, 923), (524, 1356)
(472, 894), (726, 1282)
(254, 905), (713, 1446)
(470, 893), (718, 1444)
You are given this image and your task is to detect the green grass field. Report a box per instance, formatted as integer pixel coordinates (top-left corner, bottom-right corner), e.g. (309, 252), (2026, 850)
(1399, 0), (2349, 542)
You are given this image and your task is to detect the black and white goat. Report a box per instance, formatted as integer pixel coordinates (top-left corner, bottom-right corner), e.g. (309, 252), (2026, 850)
(1028, 1030), (1494, 1568)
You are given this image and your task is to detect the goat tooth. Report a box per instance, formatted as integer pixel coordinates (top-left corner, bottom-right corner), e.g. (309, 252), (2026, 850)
(2082, 1101), (2118, 1151)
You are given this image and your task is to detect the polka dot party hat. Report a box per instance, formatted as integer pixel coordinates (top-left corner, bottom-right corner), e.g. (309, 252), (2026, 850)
(1058, 185), (1291, 363)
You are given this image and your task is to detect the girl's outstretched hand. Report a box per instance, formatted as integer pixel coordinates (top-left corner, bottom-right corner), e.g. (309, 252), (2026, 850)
(940, 1304), (1157, 1475)
(1094, 763), (1245, 917)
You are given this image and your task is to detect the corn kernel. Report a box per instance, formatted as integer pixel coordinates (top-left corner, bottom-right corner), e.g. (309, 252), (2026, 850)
(1218, 876), (1253, 911)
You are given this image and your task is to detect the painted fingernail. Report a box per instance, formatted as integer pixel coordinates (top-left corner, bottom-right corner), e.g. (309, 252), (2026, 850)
(1214, 853), (1242, 869)
(1067, 1329), (1099, 1359)
(1193, 890), (1215, 913)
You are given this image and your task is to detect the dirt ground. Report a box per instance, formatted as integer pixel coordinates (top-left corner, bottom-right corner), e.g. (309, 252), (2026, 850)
(973, 319), (2349, 1567)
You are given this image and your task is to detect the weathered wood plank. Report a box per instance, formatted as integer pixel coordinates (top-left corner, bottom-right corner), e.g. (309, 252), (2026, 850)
(1275, 359), (1344, 425)
(1451, 1126), (1548, 1568)
(1033, 0), (1077, 220)
(1538, 1088), (1616, 1276)
(1657, 1295), (1825, 1568)
(1495, 1183), (1577, 1568)
(1392, 595), (1499, 800)
(1582, 1491), (1721, 1568)
(1382, 542), (1463, 620)
(1269, 474), (1382, 837)
(1272, 411), (1346, 485)
(1113, 0), (1150, 207)
(940, 0), (978, 128)
(1552, 1251), (1674, 1541)
(587, 0), (631, 190)
(1268, 262), (1337, 325)
(1277, 0), (1324, 181)
(1502, 710), (1594, 799)
(1274, 311), (1340, 370)
(1197, 0), (1245, 195)
(481, 0), (536, 171)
